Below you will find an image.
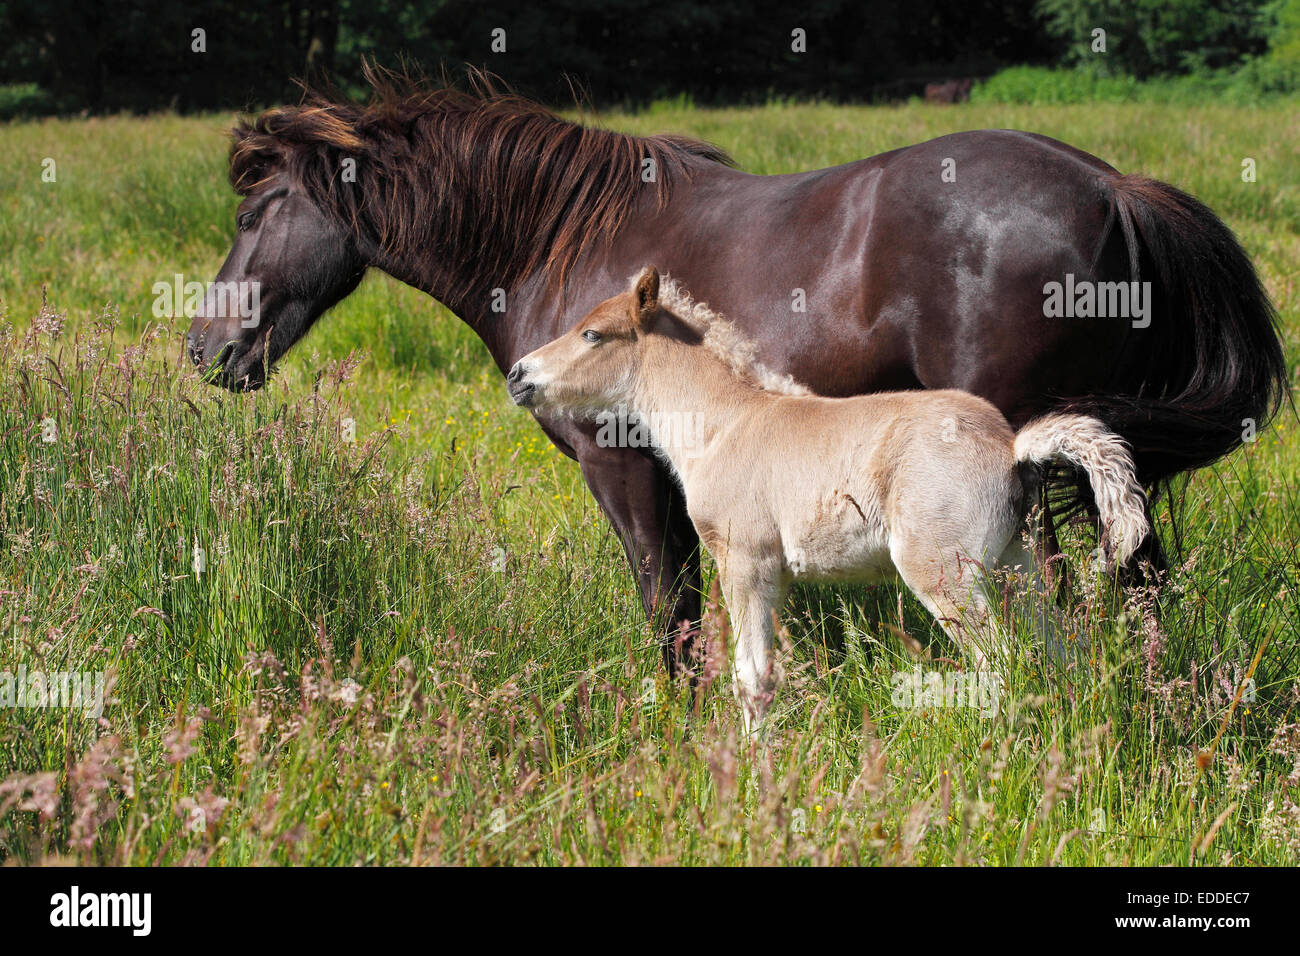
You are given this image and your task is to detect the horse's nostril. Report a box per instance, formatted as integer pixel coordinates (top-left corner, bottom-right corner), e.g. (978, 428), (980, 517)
(507, 363), (523, 385)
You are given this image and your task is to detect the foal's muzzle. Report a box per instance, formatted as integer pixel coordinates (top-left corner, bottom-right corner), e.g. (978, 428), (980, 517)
(506, 361), (536, 406)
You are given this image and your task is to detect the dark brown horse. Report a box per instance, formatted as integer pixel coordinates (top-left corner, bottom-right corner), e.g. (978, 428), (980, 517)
(187, 70), (1286, 673)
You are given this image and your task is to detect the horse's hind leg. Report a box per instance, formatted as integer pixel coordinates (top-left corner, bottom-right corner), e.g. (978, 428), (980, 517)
(1035, 483), (1068, 596)
(1118, 498), (1167, 591)
(1076, 479), (1164, 592)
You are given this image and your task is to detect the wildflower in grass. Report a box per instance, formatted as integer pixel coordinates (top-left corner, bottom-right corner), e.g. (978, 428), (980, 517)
(334, 678), (362, 705)
(176, 786), (229, 834)
(163, 716), (203, 765)
(0, 770), (59, 820)
(31, 299), (63, 338)
(1260, 796), (1300, 855)
(68, 736), (127, 852)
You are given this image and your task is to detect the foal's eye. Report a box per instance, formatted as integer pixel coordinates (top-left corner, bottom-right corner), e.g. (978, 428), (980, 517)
(237, 211), (256, 232)
(581, 329), (602, 344)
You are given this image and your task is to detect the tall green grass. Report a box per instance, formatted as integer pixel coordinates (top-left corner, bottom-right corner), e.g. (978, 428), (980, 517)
(1, 101), (1298, 864)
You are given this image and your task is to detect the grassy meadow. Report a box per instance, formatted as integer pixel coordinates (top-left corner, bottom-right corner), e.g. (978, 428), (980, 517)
(1, 99), (1298, 865)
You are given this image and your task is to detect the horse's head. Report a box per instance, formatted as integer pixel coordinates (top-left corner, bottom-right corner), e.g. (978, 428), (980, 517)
(187, 116), (369, 390)
(509, 266), (665, 414)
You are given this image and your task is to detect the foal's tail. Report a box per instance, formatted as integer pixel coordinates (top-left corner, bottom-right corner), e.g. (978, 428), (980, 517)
(1014, 414), (1149, 568)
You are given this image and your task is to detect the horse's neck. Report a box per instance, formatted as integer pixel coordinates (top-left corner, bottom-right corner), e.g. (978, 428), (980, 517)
(630, 334), (771, 470)
(371, 245), (476, 326)
(373, 144), (744, 367)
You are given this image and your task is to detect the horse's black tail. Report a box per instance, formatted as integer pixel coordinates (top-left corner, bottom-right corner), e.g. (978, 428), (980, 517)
(1064, 174), (1289, 489)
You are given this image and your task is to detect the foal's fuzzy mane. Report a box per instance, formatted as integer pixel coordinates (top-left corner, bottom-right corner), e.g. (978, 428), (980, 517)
(656, 277), (810, 396)
(228, 64), (733, 305)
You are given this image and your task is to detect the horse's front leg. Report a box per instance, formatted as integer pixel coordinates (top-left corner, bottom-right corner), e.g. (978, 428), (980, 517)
(573, 438), (702, 676)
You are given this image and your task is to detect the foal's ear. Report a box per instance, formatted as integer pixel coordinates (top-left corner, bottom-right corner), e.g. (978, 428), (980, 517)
(631, 266), (660, 328)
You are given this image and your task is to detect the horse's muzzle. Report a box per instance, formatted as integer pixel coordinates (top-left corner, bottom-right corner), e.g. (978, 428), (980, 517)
(187, 332), (263, 391)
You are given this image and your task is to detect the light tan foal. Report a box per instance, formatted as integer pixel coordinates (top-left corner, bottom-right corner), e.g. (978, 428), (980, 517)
(509, 267), (1149, 732)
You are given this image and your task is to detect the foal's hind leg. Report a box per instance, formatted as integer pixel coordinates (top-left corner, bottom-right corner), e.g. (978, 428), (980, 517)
(891, 539), (1004, 668)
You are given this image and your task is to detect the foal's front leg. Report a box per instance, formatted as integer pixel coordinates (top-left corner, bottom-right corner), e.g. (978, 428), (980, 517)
(719, 558), (788, 733)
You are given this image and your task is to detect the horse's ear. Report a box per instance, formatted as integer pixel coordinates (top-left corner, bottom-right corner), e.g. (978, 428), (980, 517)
(632, 266), (660, 328)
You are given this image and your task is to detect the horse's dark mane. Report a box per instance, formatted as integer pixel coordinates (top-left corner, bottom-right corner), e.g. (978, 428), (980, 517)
(228, 65), (733, 304)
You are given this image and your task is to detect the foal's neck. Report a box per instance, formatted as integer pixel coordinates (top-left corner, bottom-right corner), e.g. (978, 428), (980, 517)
(629, 333), (773, 473)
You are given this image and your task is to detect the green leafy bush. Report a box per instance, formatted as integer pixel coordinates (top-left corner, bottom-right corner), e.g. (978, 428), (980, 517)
(971, 63), (1300, 104)
(1035, 0), (1273, 78)
(0, 83), (54, 120)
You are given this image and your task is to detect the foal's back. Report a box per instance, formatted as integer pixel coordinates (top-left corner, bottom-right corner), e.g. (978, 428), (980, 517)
(688, 387), (1024, 583)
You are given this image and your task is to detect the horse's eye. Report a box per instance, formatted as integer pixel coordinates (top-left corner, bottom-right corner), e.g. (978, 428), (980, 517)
(237, 211), (256, 232)
(581, 329), (602, 344)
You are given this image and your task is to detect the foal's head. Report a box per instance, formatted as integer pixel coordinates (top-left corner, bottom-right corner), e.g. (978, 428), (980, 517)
(508, 267), (683, 414)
